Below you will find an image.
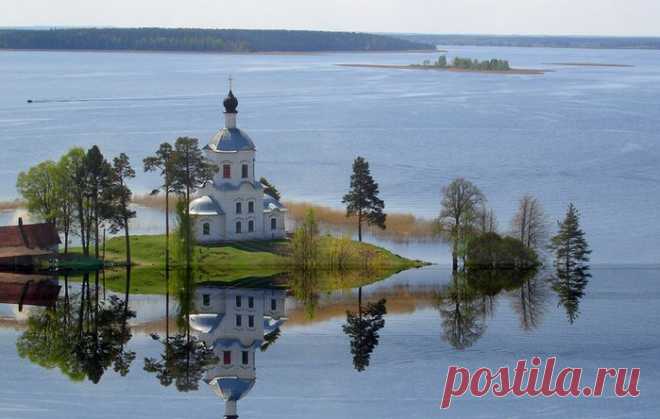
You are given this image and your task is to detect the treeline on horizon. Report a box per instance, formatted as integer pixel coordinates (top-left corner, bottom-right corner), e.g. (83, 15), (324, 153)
(397, 34), (660, 50)
(0, 28), (432, 52)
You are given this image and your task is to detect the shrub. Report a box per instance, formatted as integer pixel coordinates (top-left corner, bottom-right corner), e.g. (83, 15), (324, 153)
(466, 232), (538, 269)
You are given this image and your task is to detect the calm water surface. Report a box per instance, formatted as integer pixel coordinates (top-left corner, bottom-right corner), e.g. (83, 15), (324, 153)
(0, 266), (659, 418)
(1, 47), (660, 264)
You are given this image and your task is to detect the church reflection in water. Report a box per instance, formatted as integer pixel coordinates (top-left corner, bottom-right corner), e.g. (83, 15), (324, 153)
(189, 284), (288, 419)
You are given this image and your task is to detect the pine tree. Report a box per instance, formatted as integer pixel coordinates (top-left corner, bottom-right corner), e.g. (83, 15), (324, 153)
(342, 157), (386, 242)
(260, 176), (281, 201)
(550, 203), (591, 323)
(550, 203), (591, 275)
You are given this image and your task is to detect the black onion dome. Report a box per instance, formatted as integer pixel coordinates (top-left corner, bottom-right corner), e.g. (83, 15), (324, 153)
(223, 90), (238, 113)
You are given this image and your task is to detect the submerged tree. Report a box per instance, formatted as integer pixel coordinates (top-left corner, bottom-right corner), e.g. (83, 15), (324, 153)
(512, 194), (548, 251)
(342, 288), (387, 372)
(549, 203), (591, 323)
(342, 156), (386, 242)
(438, 178), (485, 271)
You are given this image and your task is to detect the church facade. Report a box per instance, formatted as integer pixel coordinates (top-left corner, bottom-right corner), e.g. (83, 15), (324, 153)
(190, 89), (287, 243)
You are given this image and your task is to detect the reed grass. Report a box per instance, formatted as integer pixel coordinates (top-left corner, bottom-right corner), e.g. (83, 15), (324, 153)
(284, 201), (440, 243)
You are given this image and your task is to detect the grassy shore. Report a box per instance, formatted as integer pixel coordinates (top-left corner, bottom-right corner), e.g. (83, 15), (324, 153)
(74, 234), (426, 294)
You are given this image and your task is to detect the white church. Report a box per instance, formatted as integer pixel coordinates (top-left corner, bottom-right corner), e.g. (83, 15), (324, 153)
(190, 88), (287, 243)
(189, 284), (288, 419)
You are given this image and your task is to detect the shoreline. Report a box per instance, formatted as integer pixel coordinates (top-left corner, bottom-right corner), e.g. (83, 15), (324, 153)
(336, 63), (547, 75)
(0, 47), (437, 56)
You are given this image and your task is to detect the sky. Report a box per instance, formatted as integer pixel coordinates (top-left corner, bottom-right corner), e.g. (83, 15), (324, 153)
(2, 0), (660, 37)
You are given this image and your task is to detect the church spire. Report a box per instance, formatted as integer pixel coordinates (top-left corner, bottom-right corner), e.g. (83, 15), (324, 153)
(223, 76), (238, 128)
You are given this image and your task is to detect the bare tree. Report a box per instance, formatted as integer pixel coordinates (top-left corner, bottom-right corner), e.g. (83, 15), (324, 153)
(439, 178), (485, 271)
(511, 194), (548, 251)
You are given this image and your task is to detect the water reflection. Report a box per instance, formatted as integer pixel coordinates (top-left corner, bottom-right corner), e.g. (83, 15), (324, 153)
(189, 280), (288, 418)
(342, 287), (387, 372)
(436, 269), (550, 350)
(15, 270), (135, 383)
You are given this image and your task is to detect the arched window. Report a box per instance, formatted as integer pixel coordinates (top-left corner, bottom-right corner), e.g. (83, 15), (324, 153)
(248, 220), (254, 233)
(223, 164), (231, 179)
(271, 218), (277, 231)
(235, 221), (242, 234)
(248, 200), (254, 213)
(203, 223), (210, 236)
(235, 202), (242, 214)
(241, 164), (249, 179)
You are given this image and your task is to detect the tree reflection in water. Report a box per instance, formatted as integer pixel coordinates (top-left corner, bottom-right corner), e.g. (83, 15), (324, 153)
(552, 267), (589, 324)
(342, 287), (387, 372)
(16, 269), (136, 383)
(436, 268), (548, 350)
(143, 266), (217, 392)
(436, 271), (487, 350)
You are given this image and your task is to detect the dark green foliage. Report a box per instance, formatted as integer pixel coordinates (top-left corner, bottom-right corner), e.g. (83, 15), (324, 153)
(549, 203), (591, 323)
(466, 232), (539, 270)
(144, 333), (218, 392)
(452, 57), (511, 71)
(342, 296), (387, 372)
(260, 177), (281, 201)
(16, 275), (136, 384)
(342, 156), (387, 242)
(0, 28), (431, 53)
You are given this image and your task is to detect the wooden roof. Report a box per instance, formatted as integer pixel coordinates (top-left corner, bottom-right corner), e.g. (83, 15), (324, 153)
(0, 222), (60, 252)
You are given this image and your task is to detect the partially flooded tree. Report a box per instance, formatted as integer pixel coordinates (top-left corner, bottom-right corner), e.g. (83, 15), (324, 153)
(342, 288), (387, 372)
(512, 194), (548, 251)
(342, 156), (386, 242)
(549, 203), (591, 323)
(438, 178), (485, 271)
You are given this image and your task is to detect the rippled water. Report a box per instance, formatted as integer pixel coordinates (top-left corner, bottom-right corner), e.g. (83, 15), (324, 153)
(0, 266), (659, 418)
(1, 47), (660, 264)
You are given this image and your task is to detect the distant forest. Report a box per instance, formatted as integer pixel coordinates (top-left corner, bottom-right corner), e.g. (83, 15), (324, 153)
(395, 34), (660, 50)
(0, 28), (432, 52)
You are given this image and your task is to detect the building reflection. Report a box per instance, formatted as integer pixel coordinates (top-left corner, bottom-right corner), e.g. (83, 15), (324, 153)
(190, 284), (288, 419)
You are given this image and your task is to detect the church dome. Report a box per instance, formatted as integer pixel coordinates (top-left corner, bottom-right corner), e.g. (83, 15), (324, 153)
(190, 195), (224, 215)
(208, 128), (256, 152)
(207, 377), (255, 401)
(223, 90), (238, 113)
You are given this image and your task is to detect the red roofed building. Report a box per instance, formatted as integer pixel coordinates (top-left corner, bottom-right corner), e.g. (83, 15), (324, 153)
(0, 218), (60, 268)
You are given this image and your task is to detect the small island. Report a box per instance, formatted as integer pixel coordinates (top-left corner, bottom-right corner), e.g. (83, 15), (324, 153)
(338, 55), (547, 75)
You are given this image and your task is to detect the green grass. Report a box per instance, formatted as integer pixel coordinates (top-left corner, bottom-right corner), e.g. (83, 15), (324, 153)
(67, 234), (427, 295)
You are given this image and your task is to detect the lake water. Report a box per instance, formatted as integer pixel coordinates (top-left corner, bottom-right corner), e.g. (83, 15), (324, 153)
(1, 47), (660, 264)
(1, 265), (659, 418)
